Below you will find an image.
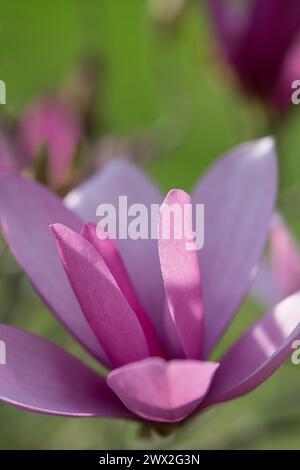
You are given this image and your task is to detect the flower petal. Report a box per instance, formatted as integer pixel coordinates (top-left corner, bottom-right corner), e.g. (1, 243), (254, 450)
(0, 324), (132, 418)
(202, 292), (300, 406)
(270, 214), (300, 299)
(108, 357), (219, 423)
(81, 223), (165, 357)
(64, 159), (165, 331)
(51, 223), (151, 367)
(0, 175), (107, 364)
(192, 138), (277, 356)
(251, 214), (300, 308)
(158, 189), (204, 359)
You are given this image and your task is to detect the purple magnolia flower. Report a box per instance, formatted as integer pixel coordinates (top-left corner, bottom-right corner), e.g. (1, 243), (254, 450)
(207, 0), (300, 111)
(253, 214), (300, 308)
(0, 137), (299, 424)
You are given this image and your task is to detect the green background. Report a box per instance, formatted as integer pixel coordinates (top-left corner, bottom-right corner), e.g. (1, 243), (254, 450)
(1, 0), (300, 449)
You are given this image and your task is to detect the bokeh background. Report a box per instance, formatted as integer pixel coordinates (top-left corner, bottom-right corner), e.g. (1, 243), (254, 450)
(1, 0), (300, 449)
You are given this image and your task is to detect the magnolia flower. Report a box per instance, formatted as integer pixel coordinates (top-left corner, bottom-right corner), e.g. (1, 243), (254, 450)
(0, 137), (300, 424)
(207, 0), (300, 111)
(252, 214), (300, 308)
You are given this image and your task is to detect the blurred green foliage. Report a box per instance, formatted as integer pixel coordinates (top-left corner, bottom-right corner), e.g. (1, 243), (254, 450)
(1, 0), (300, 450)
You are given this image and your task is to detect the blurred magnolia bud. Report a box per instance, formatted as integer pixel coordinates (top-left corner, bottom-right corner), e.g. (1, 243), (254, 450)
(206, 0), (300, 117)
(19, 97), (82, 188)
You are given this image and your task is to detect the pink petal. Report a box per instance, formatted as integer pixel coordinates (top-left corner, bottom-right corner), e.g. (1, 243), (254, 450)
(251, 214), (300, 308)
(270, 214), (300, 299)
(108, 357), (219, 423)
(202, 292), (300, 406)
(158, 189), (204, 359)
(81, 223), (165, 357)
(0, 175), (107, 364)
(192, 138), (277, 357)
(51, 223), (151, 367)
(64, 159), (165, 331)
(0, 324), (132, 418)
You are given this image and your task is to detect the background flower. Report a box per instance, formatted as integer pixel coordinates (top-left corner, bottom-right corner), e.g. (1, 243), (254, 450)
(252, 214), (300, 308)
(206, 0), (300, 116)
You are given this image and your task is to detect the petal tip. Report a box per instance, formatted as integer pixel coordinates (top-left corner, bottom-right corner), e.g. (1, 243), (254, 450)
(49, 222), (68, 237)
(164, 188), (191, 205)
(255, 136), (276, 155)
